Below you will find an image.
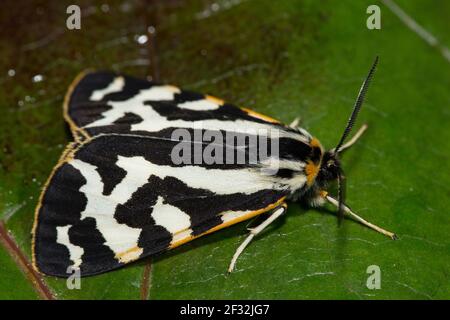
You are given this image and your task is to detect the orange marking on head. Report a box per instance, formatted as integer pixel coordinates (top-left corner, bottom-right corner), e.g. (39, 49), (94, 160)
(310, 137), (321, 148)
(305, 160), (320, 186)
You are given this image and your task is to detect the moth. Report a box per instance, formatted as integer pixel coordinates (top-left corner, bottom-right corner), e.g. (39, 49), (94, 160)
(32, 57), (396, 277)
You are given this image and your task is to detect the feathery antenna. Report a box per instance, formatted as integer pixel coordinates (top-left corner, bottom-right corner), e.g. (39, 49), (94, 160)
(334, 56), (379, 154)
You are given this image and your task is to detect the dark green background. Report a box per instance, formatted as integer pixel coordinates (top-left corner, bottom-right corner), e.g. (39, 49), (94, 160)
(0, 0), (449, 299)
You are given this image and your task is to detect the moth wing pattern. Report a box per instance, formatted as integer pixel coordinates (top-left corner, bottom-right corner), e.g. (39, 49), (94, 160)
(32, 71), (320, 277)
(64, 71), (282, 140)
(32, 134), (288, 277)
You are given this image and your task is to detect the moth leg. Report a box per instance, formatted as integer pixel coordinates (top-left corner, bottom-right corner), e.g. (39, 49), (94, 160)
(228, 204), (287, 273)
(289, 117), (301, 128)
(321, 191), (397, 240)
(331, 123), (368, 153)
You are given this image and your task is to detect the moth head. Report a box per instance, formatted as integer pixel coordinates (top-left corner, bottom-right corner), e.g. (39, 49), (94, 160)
(317, 151), (342, 184)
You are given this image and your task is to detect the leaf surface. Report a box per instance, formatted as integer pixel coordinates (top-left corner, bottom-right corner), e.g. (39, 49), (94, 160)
(0, 0), (449, 299)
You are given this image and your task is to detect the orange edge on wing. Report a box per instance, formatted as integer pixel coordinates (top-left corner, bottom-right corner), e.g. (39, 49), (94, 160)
(240, 107), (280, 124)
(63, 69), (94, 142)
(31, 141), (81, 274)
(169, 197), (286, 250)
(203, 93), (280, 124)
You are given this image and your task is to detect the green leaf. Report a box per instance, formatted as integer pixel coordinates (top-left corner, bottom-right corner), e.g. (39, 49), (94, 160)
(1, 0), (449, 299)
(0, 244), (38, 300)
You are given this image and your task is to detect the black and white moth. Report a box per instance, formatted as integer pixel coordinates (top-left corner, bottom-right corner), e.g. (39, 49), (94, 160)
(32, 57), (396, 277)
